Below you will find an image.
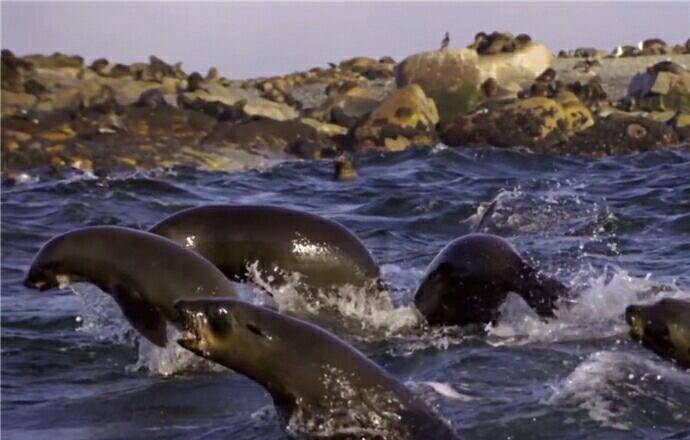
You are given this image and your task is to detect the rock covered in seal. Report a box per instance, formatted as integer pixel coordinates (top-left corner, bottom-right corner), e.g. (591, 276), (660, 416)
(468, 31), (533, 55)
(396, 33), (554, 122)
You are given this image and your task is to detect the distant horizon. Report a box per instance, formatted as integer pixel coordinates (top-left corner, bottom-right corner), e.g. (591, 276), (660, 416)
(2, 2), (688, 79)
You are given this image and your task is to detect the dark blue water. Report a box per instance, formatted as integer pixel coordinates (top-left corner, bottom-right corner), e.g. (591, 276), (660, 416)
(3, 146), (690, 439)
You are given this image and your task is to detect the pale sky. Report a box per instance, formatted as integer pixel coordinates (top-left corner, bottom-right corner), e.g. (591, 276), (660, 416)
(2, 2), (689, 79)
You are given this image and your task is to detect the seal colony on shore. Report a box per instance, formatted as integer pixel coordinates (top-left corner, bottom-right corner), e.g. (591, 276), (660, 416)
(3, 30), (689, 177)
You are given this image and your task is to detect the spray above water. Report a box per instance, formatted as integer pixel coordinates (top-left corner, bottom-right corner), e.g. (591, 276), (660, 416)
(71, 283), (225, 376)
(244, 261), (420, 335)
(546, 350), (690, 430)
(487, 267), (690, 345)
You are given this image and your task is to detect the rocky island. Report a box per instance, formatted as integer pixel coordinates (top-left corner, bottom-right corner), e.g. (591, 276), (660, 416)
(2, 32), (689, 177)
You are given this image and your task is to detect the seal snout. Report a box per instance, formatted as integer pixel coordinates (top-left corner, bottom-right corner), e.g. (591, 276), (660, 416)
(23, 275), (38, 289)
(23, 269), (53, 291)
(174, 300), (206, 347)
(625, 305), (641, 326)
(625, 304), (647, 339)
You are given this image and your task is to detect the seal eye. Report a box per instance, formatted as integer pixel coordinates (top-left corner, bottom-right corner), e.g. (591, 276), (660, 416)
(245, 323), (265, 338)
(646, 318), (669, 340)
(208, 309), (232, 335)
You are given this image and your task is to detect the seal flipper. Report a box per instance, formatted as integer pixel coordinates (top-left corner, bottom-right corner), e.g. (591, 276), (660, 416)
(270, 392), (297, 428)
(110, 284), (168, 347)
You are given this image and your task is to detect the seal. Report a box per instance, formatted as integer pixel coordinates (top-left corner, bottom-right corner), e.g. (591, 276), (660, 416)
(625, 298), (690, 368)
(23, 226), (237, 347)
(333, 153), (358, 181)
(149, 205), (381, 292)
(175, 298), (459, 439)
(414, 234), (568, 327)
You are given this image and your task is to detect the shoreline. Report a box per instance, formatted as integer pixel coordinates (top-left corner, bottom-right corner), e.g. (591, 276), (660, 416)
(2, 34), (689, 177)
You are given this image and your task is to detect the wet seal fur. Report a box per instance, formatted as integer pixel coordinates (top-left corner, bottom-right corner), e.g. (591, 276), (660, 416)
(23, 226), (237, 346)
(149, 205), (381, 292)
(414, 234), (567, 327)
(626, 298), (690, 368)
(175, 298), (459, 439)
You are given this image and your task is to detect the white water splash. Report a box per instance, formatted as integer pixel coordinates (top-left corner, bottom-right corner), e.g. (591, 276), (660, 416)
(128, 328), (226, 377)
(487, 267), (690, 345)
(72, 282), (138, 345)
(244, 261), (420, 336)
(243, 262), (471, 354)
(547, 351), (633, 430)
(71, 283), (223, 376)
(546, 350), (690, 430)
(384, 326), (468, 357)
(251, 405), (278, 427)
(474, 183), (608, 239)
(408, 381), (476, 402)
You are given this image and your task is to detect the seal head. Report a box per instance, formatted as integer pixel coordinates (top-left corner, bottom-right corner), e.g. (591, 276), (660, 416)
(625, 298), (690, 368)
(415, 234), (567, 327)
(175, 298), (459, 439)
(24, 226), (237, 346)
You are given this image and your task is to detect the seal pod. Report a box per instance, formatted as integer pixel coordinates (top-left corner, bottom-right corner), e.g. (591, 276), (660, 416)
(175, 298), (459, 439)
(414, 234), (568, 327)
(626, 298), (690, 368)
(149, 205), (382, 293)
(23, 226), (237, 346)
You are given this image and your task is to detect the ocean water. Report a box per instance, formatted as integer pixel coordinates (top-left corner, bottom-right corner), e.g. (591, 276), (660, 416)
(2, 146), (690, 439)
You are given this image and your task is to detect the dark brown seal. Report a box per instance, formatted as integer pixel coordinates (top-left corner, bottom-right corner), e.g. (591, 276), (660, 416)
(626, 298), (690, 368)
(414, 234), (568, 327)
(24, 226), (237, 346)
(176, 298), (459, 439)
(149, 205), (381, 293)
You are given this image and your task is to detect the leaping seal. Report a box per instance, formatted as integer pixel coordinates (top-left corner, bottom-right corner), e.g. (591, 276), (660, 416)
(23, 226), (237, 346)
(626, 298), (690, 368)
(175, 298), (459, 439)
(414, 234), (568, 327)
(149, 205), (382, 293)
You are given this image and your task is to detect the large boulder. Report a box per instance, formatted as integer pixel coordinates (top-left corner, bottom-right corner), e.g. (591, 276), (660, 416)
(106, 76), (180, 107)
(396, 42), (553, 122)
(626, 61), (690, 112)
(396, 49), (483, 122)
(439, 92), (592, 150)
(475, 42), (554, 90)
(1, 90), (38, 116)
(201, 119), (336, 158)
(338, 56), (395, 80)
(354, 84), (439, 151)
(2, 49), (33, 93)
(308, 83), (387, 127)
(560, 113), (680, 156)
(181, 81), (298, 121)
